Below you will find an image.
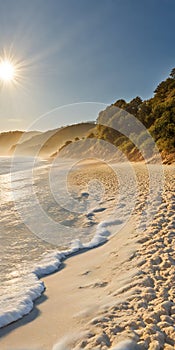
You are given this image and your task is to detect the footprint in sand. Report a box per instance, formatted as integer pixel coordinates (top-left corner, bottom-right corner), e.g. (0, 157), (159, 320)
(79, 281), (108, 289)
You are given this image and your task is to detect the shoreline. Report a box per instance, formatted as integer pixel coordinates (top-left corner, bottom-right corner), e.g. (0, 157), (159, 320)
(0, 163), (174, 350)
(0, 219), (139, 350)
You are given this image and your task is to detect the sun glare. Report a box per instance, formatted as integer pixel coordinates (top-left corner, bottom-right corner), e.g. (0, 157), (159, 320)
(0, 60), (15, 82)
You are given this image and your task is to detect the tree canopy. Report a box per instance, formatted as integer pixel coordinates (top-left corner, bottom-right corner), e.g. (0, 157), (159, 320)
(95, 68), (175, 162)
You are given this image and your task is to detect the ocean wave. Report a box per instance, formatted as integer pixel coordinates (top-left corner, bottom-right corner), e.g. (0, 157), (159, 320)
(0, 218), (122, 329)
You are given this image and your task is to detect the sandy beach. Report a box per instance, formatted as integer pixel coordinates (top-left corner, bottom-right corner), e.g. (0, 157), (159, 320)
(0, 162), (175, 350)
(0, 0), (175, 348)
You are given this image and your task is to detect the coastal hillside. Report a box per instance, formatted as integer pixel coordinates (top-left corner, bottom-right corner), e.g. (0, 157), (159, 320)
(9, 128), (61, 156)
(54, 68), (175, 163)
(1, 69), (175, 163)
(38, 122), (94, 157)
(0, 131), (41, 156)
(9, 122), (94, 157)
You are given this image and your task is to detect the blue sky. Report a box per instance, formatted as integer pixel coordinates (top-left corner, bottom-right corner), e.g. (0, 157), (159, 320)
(0, 0), (175, 131)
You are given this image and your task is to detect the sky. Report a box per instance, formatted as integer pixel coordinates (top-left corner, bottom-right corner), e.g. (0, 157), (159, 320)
(0, 0), (175, 131)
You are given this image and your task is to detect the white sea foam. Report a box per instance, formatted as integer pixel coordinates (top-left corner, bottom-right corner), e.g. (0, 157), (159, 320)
(0, 273), (44, 328)
(1, 157), (121, 329)
(0, 216), (119, 329)
(0, 159), (132, 330)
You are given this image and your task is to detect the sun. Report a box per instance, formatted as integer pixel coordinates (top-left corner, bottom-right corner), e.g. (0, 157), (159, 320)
(0, 60), (16, 82)
(0, 50), (28, 88)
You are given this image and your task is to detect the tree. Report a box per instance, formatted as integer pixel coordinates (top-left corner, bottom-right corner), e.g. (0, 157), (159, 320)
(87, 132), (95, 139)
(94, 68), (175, 159)
(170, 68), (175, 79)
(125, 96), (143, 116)
(59, 140), (72, 152)
(113, 99), (127, 109)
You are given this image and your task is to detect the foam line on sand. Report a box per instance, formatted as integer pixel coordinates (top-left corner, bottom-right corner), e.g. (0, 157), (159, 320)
(0, 164), (175, 350)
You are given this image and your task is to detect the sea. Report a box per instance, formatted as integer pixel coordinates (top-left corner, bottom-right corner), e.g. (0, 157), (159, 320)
(0, 156), (166, 328)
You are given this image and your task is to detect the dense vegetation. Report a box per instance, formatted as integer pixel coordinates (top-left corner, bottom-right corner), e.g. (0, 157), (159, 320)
(87, 68), (175, 162)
